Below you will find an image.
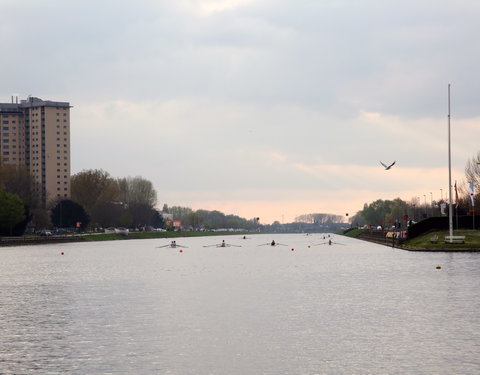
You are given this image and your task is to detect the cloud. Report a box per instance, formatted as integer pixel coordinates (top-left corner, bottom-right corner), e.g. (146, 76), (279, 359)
(179, 0), (259, 15)
(2, 0), (480, 223)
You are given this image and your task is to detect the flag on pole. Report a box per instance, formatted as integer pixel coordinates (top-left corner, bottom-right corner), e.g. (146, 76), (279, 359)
(469, 182), (475, 207)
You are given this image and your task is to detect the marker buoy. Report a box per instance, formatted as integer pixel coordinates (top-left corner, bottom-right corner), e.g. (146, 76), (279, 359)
(308, 245), (310, 248)
(436, 265), (441, 269)
(61, 252), (64, 255)
(179, 249), (183, 253)
(291, 248), (294, 251)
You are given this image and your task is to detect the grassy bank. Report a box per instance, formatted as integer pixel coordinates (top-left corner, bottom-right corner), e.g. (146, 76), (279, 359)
(401, 230), (480, 251)
(340, 228), (367, 238)
(342, 228), (480, 251)
(81, 230), (249, 242)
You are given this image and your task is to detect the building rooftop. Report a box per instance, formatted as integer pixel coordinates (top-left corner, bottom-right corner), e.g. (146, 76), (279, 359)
(0, 96), (70, 111)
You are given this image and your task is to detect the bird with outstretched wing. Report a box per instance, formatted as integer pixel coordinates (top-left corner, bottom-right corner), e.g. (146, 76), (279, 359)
(380, 160), (396, 170)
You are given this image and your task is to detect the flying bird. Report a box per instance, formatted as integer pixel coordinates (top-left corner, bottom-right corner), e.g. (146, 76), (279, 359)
(380, 161), (396, 170)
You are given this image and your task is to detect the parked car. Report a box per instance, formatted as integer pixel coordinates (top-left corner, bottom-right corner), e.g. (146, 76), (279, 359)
(38, 229), (53, 236)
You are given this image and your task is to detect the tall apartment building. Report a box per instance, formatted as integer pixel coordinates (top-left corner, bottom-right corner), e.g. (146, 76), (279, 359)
(0, 96), (71, 207)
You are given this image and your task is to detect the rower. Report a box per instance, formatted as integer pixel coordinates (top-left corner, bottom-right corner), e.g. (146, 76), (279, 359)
(271, 240), (276, 246)
(220, 240), (226, 247)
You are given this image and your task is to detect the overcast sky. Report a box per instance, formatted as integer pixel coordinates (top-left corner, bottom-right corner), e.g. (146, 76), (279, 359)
(2, 0), (479, 224)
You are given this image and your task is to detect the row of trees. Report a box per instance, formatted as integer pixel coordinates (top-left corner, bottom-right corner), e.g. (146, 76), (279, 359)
(348, 151), (480, 228)
(165, 205), (260, 231)
(294, 213), (344, 224)
(350, 192), (478, 229)
(0, 166), (162, 234)
(2, 150), (479, 235)
(0, 165), (259, 234)
(70, 169), (161, 229)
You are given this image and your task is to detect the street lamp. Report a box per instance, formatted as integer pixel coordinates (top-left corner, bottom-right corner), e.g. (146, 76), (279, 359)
(440, 188), (443, 201)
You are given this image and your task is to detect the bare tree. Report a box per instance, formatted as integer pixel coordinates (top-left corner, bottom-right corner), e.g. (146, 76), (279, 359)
(116, 176), (157, 207)
(465, 151), (480, 188)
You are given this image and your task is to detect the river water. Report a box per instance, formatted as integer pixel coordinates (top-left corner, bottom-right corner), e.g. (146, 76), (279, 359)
(0, 233), (479, 374)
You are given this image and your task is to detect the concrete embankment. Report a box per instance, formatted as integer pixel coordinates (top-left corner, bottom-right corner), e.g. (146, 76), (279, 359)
(0, 236), (85, 247)
(356, 230), (401, 248)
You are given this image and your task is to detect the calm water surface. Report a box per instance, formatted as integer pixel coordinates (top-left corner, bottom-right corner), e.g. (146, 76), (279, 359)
(0, 233), (479, 374)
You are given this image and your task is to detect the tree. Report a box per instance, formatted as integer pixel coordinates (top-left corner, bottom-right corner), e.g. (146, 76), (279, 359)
(51, 199), (90, 229)
(0, 165), (46, 232)
(127, 202), (158, 228)
(0, 189), (25, 235)
(186, 211), (204, 229)
(0, 165), (40, 208)
(90, 201), (126, 228)
(116, 176), (157, 207)
(169, 206), (194, 223)
(465, 152), (480, 209)
(465, 151), (480, 188)
(71, 169), (119, 214)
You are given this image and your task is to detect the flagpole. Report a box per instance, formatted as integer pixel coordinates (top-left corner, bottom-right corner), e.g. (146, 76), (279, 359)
(448, 84), (453, 240)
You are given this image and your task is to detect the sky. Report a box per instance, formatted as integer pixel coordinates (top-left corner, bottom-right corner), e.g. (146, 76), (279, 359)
(2, 0), (480, 224)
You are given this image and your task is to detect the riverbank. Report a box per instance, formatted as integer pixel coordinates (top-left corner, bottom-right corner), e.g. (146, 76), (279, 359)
(0, 231), (250, 247)
(343, 228), (480, 252)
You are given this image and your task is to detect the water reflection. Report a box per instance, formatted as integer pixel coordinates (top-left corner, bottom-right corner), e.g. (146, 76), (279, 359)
(0, 234), (479, 374)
